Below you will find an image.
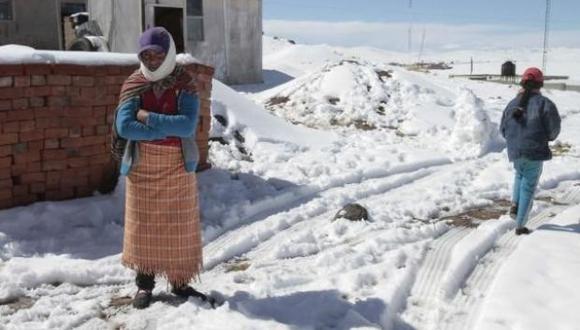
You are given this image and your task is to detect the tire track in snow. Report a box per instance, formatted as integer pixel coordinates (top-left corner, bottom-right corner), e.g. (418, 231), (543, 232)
(204, 158), (451, 245)
(203, 164), (445, 270)
(440, 187), (580, 330)
(397, 227), (473, 329)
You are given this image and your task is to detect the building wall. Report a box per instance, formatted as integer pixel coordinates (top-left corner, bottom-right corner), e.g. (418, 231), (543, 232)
(186, 0), (228, 81)
(88, 0), (142, 53)
(224, 0), (262, 85)
(0, 0), (60, 49)
(0, 62), (214, 210)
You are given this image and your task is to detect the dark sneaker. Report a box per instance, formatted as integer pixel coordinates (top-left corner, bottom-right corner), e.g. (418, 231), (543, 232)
(133, 289), (152, 309)
(515, 227), (531, 235)
(509, 203), (518, 220)
(172, 286), (216, 308)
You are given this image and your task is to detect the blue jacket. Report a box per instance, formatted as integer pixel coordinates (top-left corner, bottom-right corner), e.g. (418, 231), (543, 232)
(115, 91), (200, 175)
(500, 93), (561, 162)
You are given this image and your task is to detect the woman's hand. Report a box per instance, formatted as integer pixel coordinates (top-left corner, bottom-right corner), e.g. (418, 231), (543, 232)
(137, 109), (150, 124)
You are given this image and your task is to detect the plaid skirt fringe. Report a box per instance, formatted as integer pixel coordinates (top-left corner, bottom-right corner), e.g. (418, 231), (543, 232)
(122, 142), (203, 287)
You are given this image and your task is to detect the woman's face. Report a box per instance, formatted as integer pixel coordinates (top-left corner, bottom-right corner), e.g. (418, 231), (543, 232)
(140, 49), (166, 71)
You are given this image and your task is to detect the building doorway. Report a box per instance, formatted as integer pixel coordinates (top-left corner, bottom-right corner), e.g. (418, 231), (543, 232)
(153, 7), (185, 53)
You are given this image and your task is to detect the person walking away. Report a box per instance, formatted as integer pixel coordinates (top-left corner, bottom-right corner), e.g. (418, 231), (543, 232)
(500, 67), (561, 235)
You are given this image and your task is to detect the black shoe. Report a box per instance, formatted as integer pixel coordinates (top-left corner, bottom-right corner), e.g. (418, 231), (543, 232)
(515, 227), (531, 235)
(172, 285), (216, 308)
(132, 289), (152, 309)
(509, 203), (518, 219)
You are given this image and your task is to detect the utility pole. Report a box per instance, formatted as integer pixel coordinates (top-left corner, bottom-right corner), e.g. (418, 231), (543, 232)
(542, 0), (551, 73)
(408, 0), (413, 53)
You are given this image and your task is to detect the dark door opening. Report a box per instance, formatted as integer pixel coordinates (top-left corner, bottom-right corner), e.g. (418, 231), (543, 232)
(154, 7), (185, 54)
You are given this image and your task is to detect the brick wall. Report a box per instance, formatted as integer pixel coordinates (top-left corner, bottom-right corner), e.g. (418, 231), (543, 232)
(0, 62), (214, 210)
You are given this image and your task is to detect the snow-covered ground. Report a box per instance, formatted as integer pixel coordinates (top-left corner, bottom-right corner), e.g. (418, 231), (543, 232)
(2, 37), (580, 329)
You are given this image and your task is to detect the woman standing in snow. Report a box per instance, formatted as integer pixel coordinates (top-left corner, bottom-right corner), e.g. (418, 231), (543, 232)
(114, 27), (207, 309)
(500, 67), (561, 235)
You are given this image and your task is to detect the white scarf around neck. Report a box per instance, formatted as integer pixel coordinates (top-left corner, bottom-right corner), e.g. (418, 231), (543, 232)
(140, 35), (177, 82)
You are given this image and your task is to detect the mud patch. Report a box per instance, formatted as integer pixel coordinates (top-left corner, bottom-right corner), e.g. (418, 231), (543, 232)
(443, 200), (511, 228)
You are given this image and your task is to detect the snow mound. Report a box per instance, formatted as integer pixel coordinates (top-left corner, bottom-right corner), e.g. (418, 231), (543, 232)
(447, 89), (503, 160)
(263, 60), (391, 130)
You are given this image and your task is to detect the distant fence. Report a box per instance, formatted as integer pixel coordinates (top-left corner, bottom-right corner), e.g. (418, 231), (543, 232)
(449, 74), (579, 93)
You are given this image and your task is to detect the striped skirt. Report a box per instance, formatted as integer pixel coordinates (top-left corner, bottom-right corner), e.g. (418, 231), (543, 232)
(122, 142), (203, 287)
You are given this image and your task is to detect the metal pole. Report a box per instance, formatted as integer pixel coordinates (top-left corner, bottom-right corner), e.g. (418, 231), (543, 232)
(542, 0), (551, 73)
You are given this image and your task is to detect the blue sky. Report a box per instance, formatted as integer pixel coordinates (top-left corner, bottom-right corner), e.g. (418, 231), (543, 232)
(263, 0), (580, 50)
(264, 0), (579, 30)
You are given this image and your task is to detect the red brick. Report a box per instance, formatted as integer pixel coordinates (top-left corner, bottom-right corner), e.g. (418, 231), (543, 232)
(0, 156), (12, 168)
(47, 96), (70, 107)
(43, 159), (66, 171)
(5, 110), (34, 122)
(46, 188), (74, 201)
(0, 77), (13, 88)
(0, 198), (13, 209)
(31, 75), (46, 86)
(69, 127), (82, 138)
(20, 172), (45, 184)
(75, 186), (94, 198)
(47, 75), (72, 86)
(14, 76), (31, 87)
(0, 99), (11, 111)
(0, 133), (18, 145)
(50, 86), (67, 96)
(13, 194), (38, 206)
(68, 157), (89, 168)
(106, 66), (122, 75)
(0, 87), (25, 99)
(72, 76), (95, 87)
(30, 182), (46, 194)
(0, 190), (12, 200)
(89, 154), (111, 166)
(119, 67), (139, 76)
(79, 144), (106, 157)
(10, 163), (27, 176)
(61, 136), (104, 148)
(42, 149), (67, 160)
(13, 151), (40, 164)
(96, 125), (109, 135)
(44, 139), (60, 149)
(19, 131), (44, 143)
(36, 117), (62, 129)
(26, 162), (41, 172)
(19, 120), (35, 132)
(29, 97), (46, 108)
(82, 127), (95, 136)
(0, 178), (13, 189)
(62, 176), (89, 188)
(24, 64), (52, 75)
(27, 141), (43, 151)
(53, 64), (96, 76)
(66, 87), (81, 97)
(26, 86), (51, 97)
(45, 128), (69, 139)
(0, 64), (24, 75)
(0, 145), (11, 157)
(65, 107), (92, 118)
(2, 121), (20, 133)
(65, 148), (81, 157)
(11, 143), (28, 154)
(33, 107), (62, 118)
(46, 171), (61, 186)
(69, 96), (94, 107)
(106, 85), (121, 96)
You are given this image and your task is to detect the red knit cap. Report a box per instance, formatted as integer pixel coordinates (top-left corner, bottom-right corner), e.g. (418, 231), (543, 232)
(521, 67), (544, 84)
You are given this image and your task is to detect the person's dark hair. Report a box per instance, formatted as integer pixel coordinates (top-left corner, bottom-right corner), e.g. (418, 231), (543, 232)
(513, 79), (543, 120)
